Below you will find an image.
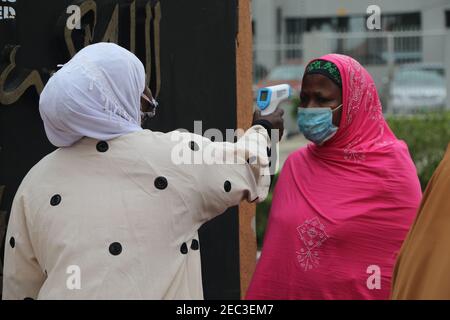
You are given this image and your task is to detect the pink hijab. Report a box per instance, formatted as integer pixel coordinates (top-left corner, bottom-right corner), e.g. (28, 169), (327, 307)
(246, 54), (422, 300)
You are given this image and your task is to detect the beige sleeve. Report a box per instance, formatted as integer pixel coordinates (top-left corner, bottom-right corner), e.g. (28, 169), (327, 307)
(2, 192), (45, 300)
(170, 124), (271, 224)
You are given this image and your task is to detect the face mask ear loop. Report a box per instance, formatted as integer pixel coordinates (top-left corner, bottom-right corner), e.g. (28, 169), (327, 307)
(331, 104), (343, 130)
(332, 104), (343, 113)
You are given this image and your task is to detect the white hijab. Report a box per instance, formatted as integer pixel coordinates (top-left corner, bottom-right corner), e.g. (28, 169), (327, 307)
(39, 42), (145, 147)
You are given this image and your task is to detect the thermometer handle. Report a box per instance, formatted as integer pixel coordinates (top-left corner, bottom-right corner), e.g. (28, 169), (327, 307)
(260, 104), (277, 116)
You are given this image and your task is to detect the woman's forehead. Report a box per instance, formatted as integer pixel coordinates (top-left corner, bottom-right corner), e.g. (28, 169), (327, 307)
(302, 74), (341, 94)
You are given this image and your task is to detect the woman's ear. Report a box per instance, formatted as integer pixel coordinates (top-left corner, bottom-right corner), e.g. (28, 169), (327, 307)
(144, 87), (154, 100)
(140, 86), (159, 124)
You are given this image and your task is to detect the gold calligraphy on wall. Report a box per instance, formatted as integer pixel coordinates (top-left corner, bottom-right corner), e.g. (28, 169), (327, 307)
(0, 0), (162, 106)
(0, 46), (45, 105)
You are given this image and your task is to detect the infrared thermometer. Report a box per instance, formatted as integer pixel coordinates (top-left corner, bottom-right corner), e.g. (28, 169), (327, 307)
(256, 84), (292, 115)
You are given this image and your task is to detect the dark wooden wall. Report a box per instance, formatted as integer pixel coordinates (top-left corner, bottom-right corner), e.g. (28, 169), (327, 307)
(0, 0), (241, 299)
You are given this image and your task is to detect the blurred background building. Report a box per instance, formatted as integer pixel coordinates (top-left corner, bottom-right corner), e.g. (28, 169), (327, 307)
(253, 0), (450, 115)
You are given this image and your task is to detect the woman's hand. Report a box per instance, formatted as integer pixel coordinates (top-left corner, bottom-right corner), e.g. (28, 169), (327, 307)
(252, 107), (285, 140)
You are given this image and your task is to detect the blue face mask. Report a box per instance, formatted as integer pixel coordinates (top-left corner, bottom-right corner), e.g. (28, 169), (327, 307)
(297, 105), (342, 145)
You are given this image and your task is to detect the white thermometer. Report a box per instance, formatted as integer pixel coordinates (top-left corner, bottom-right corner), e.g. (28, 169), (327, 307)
(256, 84), (292, 115)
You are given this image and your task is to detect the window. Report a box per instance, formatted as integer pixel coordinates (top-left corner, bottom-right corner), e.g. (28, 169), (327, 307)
(284, 12), (421, 65)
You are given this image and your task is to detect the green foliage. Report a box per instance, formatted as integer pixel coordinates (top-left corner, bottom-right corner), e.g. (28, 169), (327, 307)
(387, 111), (450, 190)
(290, 96), (300, 119)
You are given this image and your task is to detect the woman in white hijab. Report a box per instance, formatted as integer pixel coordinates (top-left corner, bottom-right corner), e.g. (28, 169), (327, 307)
(2, 42), (283, 299)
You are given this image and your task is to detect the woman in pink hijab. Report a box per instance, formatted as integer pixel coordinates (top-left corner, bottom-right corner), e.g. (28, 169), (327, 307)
(246, 54), (422, 300)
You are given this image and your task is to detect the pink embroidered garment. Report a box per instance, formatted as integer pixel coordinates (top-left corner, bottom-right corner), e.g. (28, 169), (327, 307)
(246, 54), (422, 300)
